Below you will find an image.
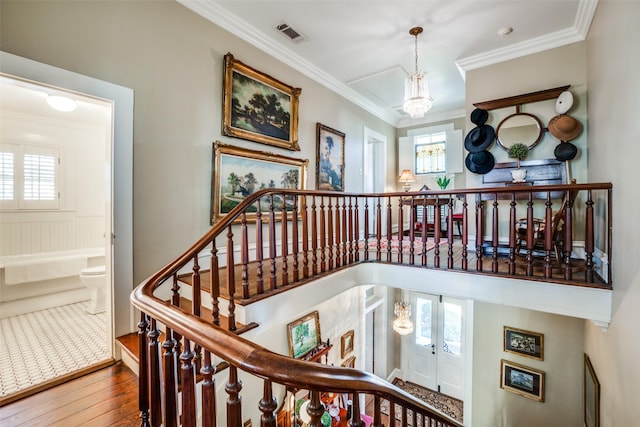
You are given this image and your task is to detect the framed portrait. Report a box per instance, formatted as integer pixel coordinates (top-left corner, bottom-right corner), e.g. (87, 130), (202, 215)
(340, 330), (354, 358)
(504, 326), (544, 360)
(223, 53), (301, 151)
(584, 354), (600, 427)
(211, 142), (308, 224)
(316, 123), (345, 192)
(500, 359), (545, 402)
(341, 356), (356, 368)
(287, 311), (321, 359)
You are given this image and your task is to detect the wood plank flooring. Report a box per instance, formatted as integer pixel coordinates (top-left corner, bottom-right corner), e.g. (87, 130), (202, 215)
(0, 363), (139, 426)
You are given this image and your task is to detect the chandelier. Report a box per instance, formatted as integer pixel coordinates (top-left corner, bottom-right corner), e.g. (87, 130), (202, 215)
(402, 26), (433, 119)
(393, 301), (414, 335)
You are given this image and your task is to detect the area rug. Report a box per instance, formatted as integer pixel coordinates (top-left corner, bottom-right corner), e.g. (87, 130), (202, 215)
(380, 378), (463, 424)
(358, 237), (447, 253)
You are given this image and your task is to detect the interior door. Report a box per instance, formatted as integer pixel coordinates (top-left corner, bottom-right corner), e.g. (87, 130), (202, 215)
(402, 292), (465, 400)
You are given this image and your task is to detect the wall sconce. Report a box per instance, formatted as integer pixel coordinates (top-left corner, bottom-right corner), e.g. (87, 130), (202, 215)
(398, 169), (415, 192)
(393, 301), (414, 335)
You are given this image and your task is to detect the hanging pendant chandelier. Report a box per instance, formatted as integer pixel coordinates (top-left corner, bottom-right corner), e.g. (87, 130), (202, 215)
(402, 26), (433, 119)
(393, 301), (414, 335)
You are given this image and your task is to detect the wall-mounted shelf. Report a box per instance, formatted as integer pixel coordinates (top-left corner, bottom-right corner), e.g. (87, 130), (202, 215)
(473, 85), (570, 111)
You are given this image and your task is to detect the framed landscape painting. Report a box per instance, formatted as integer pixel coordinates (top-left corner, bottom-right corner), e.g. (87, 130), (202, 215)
(500, 359), (545, 402)
(504, 326), (544, 360)
(316, 123), (345, 191)
(223, 52), (301, 151)
(287, 311), (321, 359)
(211, 142), (308, 224)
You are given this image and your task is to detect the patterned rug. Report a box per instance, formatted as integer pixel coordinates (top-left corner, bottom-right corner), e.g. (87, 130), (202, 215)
(380, 378), (463, 424)
(358, 238), (447, 253)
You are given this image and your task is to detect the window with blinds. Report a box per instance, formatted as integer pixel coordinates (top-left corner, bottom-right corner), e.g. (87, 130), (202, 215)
(0, 143), (59, 210)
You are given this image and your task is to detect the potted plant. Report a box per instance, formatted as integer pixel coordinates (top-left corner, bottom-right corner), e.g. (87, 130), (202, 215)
(508, 143), (529, 182)
(435, 175), (451, 190)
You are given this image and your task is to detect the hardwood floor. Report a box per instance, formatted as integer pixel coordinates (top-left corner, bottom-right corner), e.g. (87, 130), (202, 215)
(0, 363), (139, 426)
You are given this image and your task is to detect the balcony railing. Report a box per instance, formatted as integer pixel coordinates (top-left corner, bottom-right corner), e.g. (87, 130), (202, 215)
(131, 182), (611, 426)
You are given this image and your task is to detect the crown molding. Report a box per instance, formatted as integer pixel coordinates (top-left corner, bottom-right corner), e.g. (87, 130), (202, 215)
(177, 0), (399, 126)
(396, 108), (466, 129)
(456, 0), (599, 79)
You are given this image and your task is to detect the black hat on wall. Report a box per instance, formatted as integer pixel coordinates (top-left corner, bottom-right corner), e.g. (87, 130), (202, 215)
(470, 108), (489, 126)
(465, 150), (495, 174)
(464, 125), (495, 153)
(554, 142), (578, 161)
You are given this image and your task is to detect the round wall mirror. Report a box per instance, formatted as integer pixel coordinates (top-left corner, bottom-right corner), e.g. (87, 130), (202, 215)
(496, 112), (543, 151)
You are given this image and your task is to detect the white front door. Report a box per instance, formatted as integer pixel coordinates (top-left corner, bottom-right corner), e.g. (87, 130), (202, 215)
(401, 292), (466, 399)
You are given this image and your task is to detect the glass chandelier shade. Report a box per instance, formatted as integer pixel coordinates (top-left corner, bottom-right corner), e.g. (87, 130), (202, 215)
(393, 301), (414, 335)
(402, 27), (433, 119)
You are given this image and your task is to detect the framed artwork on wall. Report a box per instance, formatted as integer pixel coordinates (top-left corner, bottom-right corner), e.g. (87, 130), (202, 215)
(287, 311), (321, 359)
(584, 354), (600, 427)
(341, 356), (356, 368)
(503, 326), (544, 360)
(210, 142), (308, 224)
(500, 359), (545, 402)
(222, 52), (301, 151)
(340, 330), (354, 358)
(316, 123), (345, 191)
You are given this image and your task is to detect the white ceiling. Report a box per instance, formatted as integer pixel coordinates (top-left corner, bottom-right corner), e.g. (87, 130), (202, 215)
(179, 0), (598, 126)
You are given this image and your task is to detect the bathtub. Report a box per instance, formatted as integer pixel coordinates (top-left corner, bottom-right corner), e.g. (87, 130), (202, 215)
(0, 247), (105, 318)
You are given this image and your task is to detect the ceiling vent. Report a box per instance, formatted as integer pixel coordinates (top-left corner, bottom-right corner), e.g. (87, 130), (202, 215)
(275, 22), (306, 42)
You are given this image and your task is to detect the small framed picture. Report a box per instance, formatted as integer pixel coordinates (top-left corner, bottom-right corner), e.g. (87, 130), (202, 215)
(500, 359), (545, 402)
(287, 311), (321, 359)
(316, 123), (345, 191)
(341, 356), (356, 368)
(504, 326), (544, 360)
(340, 330), (354, 358)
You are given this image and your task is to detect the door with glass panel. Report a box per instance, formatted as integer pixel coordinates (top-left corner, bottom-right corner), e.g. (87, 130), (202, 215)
(402, 292), (465, 399)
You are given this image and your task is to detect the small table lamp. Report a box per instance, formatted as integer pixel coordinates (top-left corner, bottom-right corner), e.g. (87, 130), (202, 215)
(398, 169), (415, 191)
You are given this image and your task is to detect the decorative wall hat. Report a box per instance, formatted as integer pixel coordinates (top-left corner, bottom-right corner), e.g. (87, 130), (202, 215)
(465, 150), (495, 174)
(554, 141), (578, 161)
(555, 91), (574, 114)
(470, 108), (489, 126)
(464, 125), (495, 152)
(548, 114), (582, 142)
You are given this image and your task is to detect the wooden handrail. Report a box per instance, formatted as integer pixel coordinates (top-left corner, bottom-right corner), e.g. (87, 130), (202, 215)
(131, 183), (612, 427)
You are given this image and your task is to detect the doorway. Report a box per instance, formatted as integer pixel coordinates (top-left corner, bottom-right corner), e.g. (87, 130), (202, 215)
(363, 127), (387, 236)
(400, 291), (466, 400)
(0, 51), (133, 403)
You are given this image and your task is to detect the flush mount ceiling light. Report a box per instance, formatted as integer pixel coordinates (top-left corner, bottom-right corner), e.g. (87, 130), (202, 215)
(46, 95), (77, 112)
(402, 26), (433, 119)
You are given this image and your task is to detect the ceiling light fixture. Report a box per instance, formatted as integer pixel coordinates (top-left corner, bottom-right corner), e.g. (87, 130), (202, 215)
(402, 26), (433, 119)
(46, 95), (77, 112)
(393, 301), (414, 335)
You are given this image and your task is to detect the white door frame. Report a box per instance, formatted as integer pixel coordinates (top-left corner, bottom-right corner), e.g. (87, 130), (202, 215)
(1, 51), (135, 341)
(363, 127), (387, 236)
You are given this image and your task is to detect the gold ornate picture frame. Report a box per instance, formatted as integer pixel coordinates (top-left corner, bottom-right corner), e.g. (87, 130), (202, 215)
(223, 52), (301, 151)
(316, 123), (345, 191)
(287, 311), (321, 359)
(340, 330), (354, 358)
(210, 142), (307, 224)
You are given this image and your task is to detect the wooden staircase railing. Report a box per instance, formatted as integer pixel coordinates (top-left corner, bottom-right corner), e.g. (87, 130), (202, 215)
(131, 183), (612, 427)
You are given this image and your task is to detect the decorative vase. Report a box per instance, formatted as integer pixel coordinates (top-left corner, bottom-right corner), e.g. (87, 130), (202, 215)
(511, 168), (527, 183)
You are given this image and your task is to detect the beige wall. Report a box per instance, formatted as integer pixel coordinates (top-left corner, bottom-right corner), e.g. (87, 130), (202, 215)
(473, 303), (584, 427)
(0, 0), (396, 284)
(584, 2), (640, 427)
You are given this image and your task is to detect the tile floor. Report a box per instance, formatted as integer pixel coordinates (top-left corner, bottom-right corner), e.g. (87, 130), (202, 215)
(0, 301), (110, 398)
